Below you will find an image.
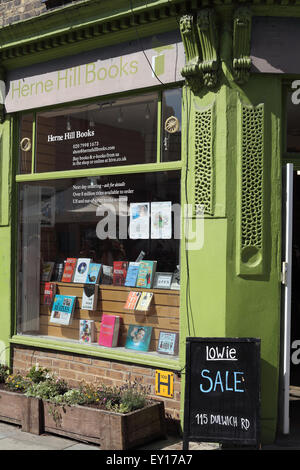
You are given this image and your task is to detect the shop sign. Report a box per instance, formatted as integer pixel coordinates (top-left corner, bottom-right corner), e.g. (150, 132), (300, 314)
(155, 370), (174, 398)
(5, 31), (185, 112)
(183, 337), (260, 449)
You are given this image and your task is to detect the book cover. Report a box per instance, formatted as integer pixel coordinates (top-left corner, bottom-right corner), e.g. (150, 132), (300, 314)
(42, 261), (55, 282)
(170, 267), (180, 290)
(136, 261), (157, 289)
(113, 261), (128, 286)
(124, 262), (140, 287)
(50, 294), (76, 325)
(43, 282), (56, 306)
(157, 331), (179, 356)
(53, 262), (65, 282)
(153, 272), (173, 290)
(125, 325), (152, 351)
(85, 263), (102, 284)
(61, 258), (77, 283)
(73, 258), (91, 283)
(135, 292), (154, 312)
(100, 265), (113, 285)
(81, 284), (98, 311)
(98, 314), (120, 348)
(124, 291), (141, 310)
(79, 320), (95, 344)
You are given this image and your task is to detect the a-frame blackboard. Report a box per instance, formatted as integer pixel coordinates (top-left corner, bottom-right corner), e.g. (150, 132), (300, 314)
(183, 338), (260, 449)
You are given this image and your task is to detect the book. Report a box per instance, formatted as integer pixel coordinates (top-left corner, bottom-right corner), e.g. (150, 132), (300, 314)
(61, 258), (77, 283)
(124, 291), (141, 310)
(125, 325), (152, 351)
(73, 258), (91, 283)
(43, 282), (56, 306)
(100, 265), (113, 285)
(153, 272), (173, 290)
(79, 320), (95, 344)
(50, 294), (76, 325)
(85, 263), (102, 284)
(53, 262), (65, 282)
(135, 292), (154, 312)
(98, 314), (120, 347)
(157, 331), (179, 356)
(113, 261), (128, 286)
(136, 261), (157, 289)
(81, 284), (98, 311)
(170, 267), (180, 290)
(124, 262), (140, 287)
(42, 261), (55, 282)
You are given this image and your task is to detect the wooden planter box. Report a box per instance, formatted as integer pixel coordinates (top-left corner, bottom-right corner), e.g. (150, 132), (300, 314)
(43, 400), (166, 450)
(0, 389), (42, 435)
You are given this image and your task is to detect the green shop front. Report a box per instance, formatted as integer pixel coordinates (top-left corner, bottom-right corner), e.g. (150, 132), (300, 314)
(1, 0), (300, 445)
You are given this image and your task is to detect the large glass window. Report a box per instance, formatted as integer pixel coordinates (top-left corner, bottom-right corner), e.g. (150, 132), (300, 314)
(35, 93), (158, 173)
(17, 89), (182, 357)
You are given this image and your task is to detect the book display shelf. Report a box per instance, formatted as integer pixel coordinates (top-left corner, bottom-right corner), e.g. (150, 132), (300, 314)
(40, 281), (180, 356)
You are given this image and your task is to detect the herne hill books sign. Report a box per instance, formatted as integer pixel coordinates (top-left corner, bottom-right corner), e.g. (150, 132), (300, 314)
(183, 338), (260, 449)
(5, 31), (184, 113)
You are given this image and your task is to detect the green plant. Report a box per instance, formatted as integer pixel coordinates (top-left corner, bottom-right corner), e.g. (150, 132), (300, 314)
(25, 375), (68, 400)
(26, 364), (50, 384)
(0, 365), (9, 384)
(5, 373), (30, 392)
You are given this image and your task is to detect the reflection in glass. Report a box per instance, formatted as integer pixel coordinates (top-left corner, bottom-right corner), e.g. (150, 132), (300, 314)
(161, 88), (182, 162)
(17, 171), (180, 335)
(287, 90), (300, 153)
(19, 114), (34, 174)
(35, 93), (158, 173)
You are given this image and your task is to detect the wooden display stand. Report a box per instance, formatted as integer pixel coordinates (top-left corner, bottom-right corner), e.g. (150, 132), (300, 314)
(40, 282), (180, 351)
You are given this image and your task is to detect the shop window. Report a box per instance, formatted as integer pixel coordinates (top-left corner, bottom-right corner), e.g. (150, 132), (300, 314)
(19, 114), (34, 174)
(161, 88), (182, 162)
(34, 93), (158, 173)
(286, 87), (300, 153)
(17, 171), (181, 356)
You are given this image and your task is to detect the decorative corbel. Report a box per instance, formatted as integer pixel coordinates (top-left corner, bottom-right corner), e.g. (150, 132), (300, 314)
(179, 14), (202, 93)
(232, 6), (252, 85)
(196, 9), (219, 89)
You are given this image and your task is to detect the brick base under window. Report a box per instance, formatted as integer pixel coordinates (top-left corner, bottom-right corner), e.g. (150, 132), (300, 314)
(11, 345), (182, 435)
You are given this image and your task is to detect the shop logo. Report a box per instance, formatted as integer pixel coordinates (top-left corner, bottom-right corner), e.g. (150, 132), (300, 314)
(291, 80), (300, 104)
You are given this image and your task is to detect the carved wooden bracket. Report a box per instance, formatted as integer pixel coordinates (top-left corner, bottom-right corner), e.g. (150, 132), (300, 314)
(232, 7), (253, 85)
(196, 9), (219, 89)
(179, 14), (202, 93)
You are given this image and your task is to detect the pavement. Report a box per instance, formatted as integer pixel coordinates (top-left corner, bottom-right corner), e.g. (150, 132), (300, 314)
(0, 419), (299, 452)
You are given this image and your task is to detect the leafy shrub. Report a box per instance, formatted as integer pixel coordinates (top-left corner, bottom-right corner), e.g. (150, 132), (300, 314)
(26, 364), (50, 383)
(0, 365), (9, 384)
(25, 375), (68, 400)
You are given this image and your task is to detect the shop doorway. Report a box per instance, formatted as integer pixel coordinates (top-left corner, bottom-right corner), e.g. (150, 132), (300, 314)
(281, 163), (300, 438)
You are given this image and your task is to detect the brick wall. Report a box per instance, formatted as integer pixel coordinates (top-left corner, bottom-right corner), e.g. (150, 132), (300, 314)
(11, 345), (182, 434)
(0, 0), (79, 26)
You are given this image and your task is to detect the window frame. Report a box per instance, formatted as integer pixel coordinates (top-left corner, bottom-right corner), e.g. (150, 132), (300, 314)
(12, 86), (183, 371)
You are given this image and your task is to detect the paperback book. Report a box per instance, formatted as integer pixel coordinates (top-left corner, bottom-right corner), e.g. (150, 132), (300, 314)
(157, 331), (179, 356)
(61, 258), (77, 283)
(125, 325), (152, 351)
(73, 258), (91, 283)
(42, 261), (55, 282)
(135, 292), (153, 312)
(53, 262), (65, 282)
(113, 261), (128, 286)
(153, 272), (173, 290)
(98, 314), (120, 348)
(79, 320), (95, 344)
(136, 261), (157, 289)
(124, 291), (141, 310)
(101, 265), (113, 285)
(85, 263), (102, 284)
(50, 294), (76, 325)
(81, 284), (98, 311)
(43, 282), (56, 306)
(124, 262), (140, 287)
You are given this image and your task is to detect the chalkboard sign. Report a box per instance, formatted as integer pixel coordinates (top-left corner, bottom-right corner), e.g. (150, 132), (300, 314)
(183, 338), (260, 449)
